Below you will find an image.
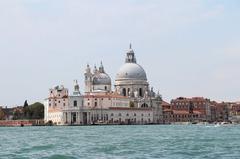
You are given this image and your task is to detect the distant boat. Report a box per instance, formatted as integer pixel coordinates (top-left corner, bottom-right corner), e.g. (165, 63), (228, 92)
(214, 122), (231, 127)
(92, 120), (108, 125)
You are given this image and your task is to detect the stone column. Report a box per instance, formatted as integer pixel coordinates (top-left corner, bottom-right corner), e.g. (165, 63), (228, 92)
(79, 112), (82, 125)
(77, 112), (80, 124)
(63, 112), (66, 125)
(88, 112), (91, 125)
(76, 112), (78, 124)
(67, 112), (71, 124)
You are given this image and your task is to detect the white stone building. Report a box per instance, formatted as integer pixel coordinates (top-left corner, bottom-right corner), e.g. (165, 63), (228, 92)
(44, 81), (84, 125)
(44, 45), (163, 125)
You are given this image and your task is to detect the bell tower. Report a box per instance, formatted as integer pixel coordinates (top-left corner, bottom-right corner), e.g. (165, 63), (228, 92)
(84, 64), (93, 94)
(73, 80), (81, 96)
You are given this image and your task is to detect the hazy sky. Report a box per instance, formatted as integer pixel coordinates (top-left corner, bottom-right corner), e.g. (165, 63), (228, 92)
(0, 0), (240, 106)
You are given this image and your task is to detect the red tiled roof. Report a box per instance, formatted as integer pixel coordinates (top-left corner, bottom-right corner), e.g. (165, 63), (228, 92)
(172, 110), (203, 115)
(162, 101), (170, 106)
(84, 94), (128, 99)
(109, 107), (152, 111)
(172, 97), (207, 102)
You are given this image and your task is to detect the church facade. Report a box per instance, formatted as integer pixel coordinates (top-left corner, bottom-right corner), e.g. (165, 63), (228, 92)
(44, 45), (163, 125)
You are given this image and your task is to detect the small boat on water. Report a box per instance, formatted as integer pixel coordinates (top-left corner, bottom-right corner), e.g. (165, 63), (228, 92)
(91, 120), (108, 126)
(213, 122), (232, 127)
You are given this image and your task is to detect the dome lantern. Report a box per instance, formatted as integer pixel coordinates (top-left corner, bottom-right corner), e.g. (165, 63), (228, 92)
(125, 43), (137, 63)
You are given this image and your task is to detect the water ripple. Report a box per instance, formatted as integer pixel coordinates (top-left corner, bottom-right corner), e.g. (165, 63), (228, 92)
(1, 125), (240, 159)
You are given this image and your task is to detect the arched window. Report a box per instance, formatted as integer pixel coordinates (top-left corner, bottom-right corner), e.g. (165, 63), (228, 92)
(74, 100), (77, 107)
(141, 103), (148, 108)
(105, 86), (107, 90)
(123, 88), (126, 96)
(139, 88), (143, 97)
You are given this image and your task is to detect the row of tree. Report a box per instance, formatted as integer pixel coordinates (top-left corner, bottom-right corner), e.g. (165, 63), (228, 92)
(13, 100), (44, 120)
(0, 108), (4, 120)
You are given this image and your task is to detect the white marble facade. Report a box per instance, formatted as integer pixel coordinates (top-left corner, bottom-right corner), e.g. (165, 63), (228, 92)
(44, 45), (163, 125)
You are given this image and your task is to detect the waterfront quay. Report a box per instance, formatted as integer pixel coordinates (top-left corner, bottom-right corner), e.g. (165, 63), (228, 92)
(0, 120), (44, 127)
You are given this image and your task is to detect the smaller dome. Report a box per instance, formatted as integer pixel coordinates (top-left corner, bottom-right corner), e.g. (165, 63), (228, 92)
(93, 73), (111, 85)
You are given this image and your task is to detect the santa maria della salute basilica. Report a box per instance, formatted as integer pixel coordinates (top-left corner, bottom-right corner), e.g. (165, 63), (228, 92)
(85, 44), (153, 98)
(44, 45), (163, 125)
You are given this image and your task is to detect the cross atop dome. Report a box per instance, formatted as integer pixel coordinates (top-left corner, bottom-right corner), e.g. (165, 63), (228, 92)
(125, 44), (137, 63)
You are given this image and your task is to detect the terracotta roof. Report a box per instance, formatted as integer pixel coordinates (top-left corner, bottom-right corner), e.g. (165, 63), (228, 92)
(162, 101), (170, 106)
(109, 107), (152, 111)
(172, 97), (207, 102)
(84, 94), (128, 99)
(172, 110), (203, 115)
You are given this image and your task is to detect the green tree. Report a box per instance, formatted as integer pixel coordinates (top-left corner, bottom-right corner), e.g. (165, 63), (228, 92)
(24, 100), (28, 107)
(23, 100), (29, 119)
(0, 109), (5, 120)
(28, 102), (44, 119)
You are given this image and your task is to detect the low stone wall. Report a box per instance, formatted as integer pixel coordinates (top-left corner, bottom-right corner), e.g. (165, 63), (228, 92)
(0, 120), (44, 127)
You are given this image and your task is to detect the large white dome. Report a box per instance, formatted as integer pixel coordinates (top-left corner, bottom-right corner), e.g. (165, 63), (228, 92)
(116, 63), (147, 81)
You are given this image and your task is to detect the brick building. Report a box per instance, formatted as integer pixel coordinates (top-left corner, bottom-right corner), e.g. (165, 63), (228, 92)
(163, 97), (212, 123)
